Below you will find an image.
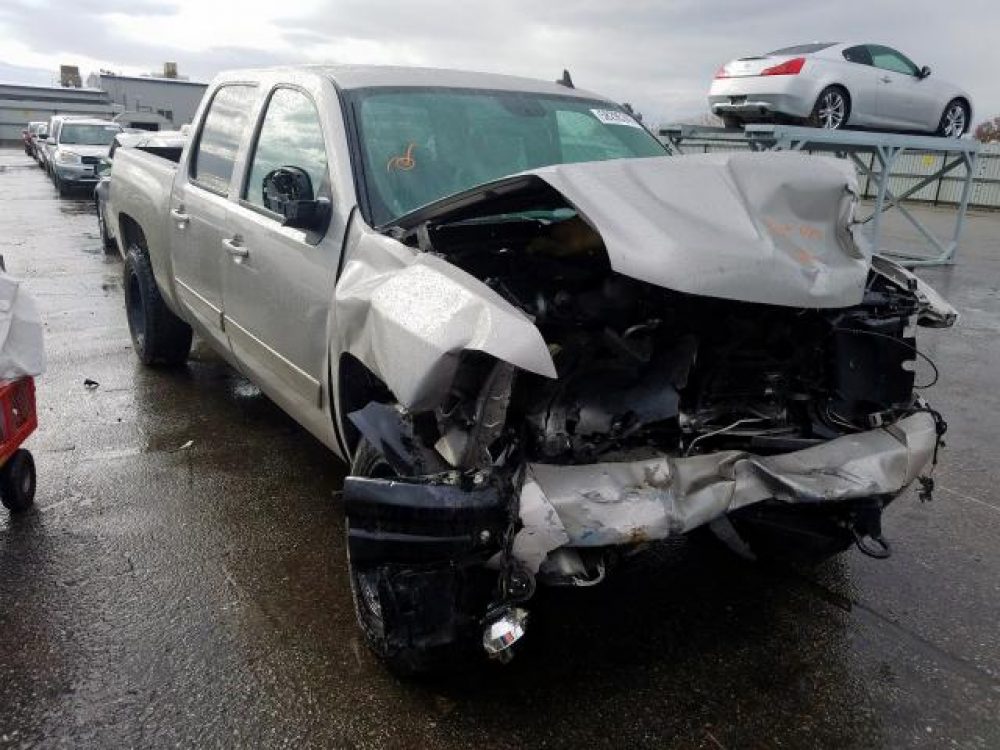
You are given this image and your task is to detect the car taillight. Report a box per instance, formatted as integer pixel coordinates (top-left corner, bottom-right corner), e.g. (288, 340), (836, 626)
(761, 57), (806, 76)
(714, 65), (730, 79)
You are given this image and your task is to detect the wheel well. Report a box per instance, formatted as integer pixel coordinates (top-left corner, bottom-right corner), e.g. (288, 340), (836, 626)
(118, 214), (147, 252)
(337, 354), (393, 459)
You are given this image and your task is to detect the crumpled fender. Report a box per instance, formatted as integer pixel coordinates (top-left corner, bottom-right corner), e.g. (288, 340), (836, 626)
(871, 255), (958, 328)
(334, 232), (556, 411)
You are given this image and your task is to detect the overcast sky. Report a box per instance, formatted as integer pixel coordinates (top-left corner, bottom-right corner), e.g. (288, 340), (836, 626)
(1, 0), (997, 127)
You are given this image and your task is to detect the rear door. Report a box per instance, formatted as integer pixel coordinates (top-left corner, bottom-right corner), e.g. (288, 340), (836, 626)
(869, 45), (937, 129)
(169, 84), (258, 349)
(221, 84), (343, 432)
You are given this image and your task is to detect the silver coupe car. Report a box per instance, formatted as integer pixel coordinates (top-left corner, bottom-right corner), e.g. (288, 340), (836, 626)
(709, 42), (972, 136)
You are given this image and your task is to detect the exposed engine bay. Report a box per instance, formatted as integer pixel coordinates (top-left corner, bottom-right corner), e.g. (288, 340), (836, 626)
(337, 153), (956, 670)
(419, 213), (930, 468)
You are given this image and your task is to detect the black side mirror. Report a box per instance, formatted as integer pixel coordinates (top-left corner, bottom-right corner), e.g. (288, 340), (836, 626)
(918, 66), (931, 79)
(262, 166), (329, 231)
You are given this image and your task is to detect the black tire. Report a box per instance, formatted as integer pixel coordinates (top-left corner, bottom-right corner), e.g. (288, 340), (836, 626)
(807, 86), (850, 130)
(1, 449), (36, 513)
(55, 175), (68, 197)
(721, 115), (742, 130)
(936, 99), (968, 138)
(95, 199), (116, 253)
(123, 244), (193, 366)
(346, 438), (479, 676)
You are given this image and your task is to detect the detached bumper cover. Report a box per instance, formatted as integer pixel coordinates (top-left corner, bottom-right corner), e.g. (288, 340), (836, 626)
(513, 412), (937, 571)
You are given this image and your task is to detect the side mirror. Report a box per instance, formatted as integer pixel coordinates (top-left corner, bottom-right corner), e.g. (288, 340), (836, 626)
(262, 166), (329, 231)
(918, 66), (931, 79)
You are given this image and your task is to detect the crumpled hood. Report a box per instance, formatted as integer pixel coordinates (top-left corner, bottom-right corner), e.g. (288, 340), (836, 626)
(527, 153), (870, 308)
(395, 152), (871, 309)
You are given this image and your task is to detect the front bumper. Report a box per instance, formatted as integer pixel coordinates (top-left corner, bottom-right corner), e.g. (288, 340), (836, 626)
(513, 412), (937, 570)
(53, 163), (100, 185)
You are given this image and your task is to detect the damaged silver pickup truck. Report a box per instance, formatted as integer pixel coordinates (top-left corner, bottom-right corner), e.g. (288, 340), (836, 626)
(108, 65), (956, 674)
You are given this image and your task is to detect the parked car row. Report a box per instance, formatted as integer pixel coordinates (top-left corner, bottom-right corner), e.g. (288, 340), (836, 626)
(26, 115), (123, 196)
(708, 41), (973, 136)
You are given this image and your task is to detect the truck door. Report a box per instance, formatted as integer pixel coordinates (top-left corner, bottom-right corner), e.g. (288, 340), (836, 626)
(221, 85), (344, 438)
(170, 84), (257, 349)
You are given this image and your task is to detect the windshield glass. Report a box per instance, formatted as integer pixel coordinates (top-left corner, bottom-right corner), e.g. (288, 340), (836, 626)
(59, 124), (121, 146)
(346, 87), (667, 226)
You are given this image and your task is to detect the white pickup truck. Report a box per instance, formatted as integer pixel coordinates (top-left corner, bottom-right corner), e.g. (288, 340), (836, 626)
(109, 65), (956, 674)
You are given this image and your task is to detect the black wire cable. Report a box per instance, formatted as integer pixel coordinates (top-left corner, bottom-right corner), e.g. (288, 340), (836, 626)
(831, 327), (940, 389)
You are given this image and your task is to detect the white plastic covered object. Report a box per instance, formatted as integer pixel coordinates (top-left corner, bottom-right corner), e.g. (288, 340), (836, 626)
(0, 272), (45, 380)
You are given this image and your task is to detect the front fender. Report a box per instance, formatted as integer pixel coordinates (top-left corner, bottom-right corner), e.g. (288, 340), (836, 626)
(334, 232), (556, 411)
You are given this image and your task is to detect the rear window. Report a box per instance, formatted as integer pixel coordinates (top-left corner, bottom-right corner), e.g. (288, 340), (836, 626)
(766, 42), (836, 55)
(842, 45), (873, 65)
(191, 85), (257, 194)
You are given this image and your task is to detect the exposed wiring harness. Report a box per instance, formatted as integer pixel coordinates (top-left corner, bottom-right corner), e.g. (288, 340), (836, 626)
(831, 327), (940, 389)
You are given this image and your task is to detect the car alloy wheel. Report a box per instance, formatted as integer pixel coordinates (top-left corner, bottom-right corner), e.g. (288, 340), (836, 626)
(817, 90), (846, 129)
(942, 103), (966, 138)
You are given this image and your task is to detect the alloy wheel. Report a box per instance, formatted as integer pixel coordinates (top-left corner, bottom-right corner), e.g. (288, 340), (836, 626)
(943, 104), (966, 137)
(818, 91), (846, 129)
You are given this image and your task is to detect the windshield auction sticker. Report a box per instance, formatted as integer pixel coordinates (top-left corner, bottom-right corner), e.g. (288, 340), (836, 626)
(590, 109), (643, 128)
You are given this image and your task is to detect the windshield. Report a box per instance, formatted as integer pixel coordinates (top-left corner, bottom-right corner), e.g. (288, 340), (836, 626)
(346, 87), (667, 226)
(59, 124), (121, 146)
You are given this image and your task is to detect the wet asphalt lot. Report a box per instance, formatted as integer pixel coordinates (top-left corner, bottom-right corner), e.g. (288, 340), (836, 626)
(0, 147), (998, 749)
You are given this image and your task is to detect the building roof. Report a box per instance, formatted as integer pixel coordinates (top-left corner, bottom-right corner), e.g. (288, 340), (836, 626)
(94, 72), (208, 88)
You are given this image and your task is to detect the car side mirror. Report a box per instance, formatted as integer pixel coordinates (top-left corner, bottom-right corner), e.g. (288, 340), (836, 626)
(918, 66), (931, 79)
(262, 166), (329, 231)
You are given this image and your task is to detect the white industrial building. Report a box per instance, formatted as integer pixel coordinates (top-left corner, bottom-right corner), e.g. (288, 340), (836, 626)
(86, 68), (208, 130)
(0, 83), (114, 144)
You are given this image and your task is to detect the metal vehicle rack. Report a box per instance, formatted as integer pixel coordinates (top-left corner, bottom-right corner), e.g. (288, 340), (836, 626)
(659, 124), (981, 267)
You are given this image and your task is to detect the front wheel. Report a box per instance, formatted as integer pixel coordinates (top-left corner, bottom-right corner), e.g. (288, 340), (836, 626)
(346, 438), (482, 675)
(808, 86), (850, 130)
(123, 244), (192, 366)
(937, 99), (968, 138)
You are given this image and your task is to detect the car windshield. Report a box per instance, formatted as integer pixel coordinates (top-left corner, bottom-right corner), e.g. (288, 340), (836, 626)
(766, 42), (837, 55)
(60, 124), (121, 146)
(345, 87), (667, 227)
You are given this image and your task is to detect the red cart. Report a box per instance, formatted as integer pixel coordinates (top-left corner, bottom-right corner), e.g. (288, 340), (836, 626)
(0, 377), (37, 512)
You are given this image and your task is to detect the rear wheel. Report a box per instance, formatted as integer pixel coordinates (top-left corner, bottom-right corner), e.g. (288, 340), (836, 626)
(936, 99), (968, 138)
(0, 449), (36, 513)
(808, 86), (850, 130)
(123, 244), (192, 366)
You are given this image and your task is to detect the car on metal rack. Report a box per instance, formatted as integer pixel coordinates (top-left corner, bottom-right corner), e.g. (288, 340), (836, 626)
(709, 42), (972, 136)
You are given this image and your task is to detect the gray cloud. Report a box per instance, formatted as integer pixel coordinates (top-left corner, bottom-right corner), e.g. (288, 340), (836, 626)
(0, 0), (996, 126)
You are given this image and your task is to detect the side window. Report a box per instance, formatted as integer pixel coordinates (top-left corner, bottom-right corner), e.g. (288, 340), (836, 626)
(842, 45), (872, 66)
(244, 88), (328, 211)
(868, 46), (918, 76)
(191, 85), (257, 194)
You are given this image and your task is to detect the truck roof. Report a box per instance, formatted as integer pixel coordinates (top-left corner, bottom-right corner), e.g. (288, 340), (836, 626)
(217, 64), (610, 101)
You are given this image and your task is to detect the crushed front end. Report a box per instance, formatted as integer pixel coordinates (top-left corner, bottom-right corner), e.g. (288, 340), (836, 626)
(339, 154), (955, 671)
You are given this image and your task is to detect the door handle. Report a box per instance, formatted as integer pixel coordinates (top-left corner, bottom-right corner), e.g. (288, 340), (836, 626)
(222, 236), (249, 259)
(170, 208), (189, 225)
(880, 76), (892, 83)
